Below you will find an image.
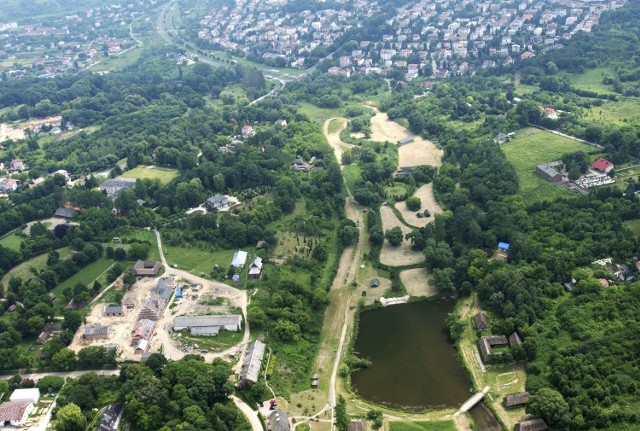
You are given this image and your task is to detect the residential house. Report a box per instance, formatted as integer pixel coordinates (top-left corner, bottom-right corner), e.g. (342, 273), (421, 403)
(515, 418), (548, 431)
(269, 410), (290, 431)
(205, 194), (229, 211)
(0, 400), (33, 427)
(248, 256), (263, 279)
(132, 260), (162, 276)
(231, 250), (248, 268)
(0, 178), (21, 193)
(83, 325), (109, 340)
(591, 157), (614, 174)
(493, 132), (510, 144)
(241, 124), (254, 136)
(503, 392), (530, 408)
(474, 312), (489, 331)
(54, 207), (76, 219)
(105, 305), (126, 317)
(97, 403), (124, 431)
(9, 158), (25, 172)
(239, 340), (265, 386)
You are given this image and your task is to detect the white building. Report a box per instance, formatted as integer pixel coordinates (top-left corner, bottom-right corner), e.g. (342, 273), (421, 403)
(231, 250), (248, 268)
(0, 400), (33, 427)
(10, 388), (40, 405)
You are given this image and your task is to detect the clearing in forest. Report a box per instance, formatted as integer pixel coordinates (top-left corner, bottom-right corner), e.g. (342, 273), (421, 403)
(400, 268), (435, 297)
(121, 165), (180, 185)
(379, 206), (424, 266)
(394, 183), (443, 228)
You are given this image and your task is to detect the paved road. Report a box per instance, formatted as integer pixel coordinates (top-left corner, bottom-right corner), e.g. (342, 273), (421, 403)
(231, 395), (264, 431)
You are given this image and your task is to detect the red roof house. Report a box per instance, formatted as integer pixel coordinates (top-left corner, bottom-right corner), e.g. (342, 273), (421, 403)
(591, 158), (614, 174)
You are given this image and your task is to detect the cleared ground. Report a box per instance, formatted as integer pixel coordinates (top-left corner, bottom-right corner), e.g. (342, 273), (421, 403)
(368, 107), (442, 168)
(400, 268), (435, 297)
(121, 165), (179, 185)
(395, 183), (443, 228)
(501, 128), (597, 203)
(23, 217), (71, 235)
(0, 115), (62, 141)
(379, 206), (425, 266)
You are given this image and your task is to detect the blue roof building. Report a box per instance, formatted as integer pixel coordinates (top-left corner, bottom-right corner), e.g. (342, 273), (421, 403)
(498, 242), (510, 251)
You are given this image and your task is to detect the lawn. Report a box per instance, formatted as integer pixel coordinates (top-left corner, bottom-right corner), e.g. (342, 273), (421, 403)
(1, 247), (71, 289)
(342, 164), (362, 195)
(163, 246), (236, 276)
(51, 258), (115, 309)
(502, 128), (598, 202)
(585, 98), (640, 124)
(174, 329), (243, 352)
(560, 67), (615, 95)
(118, 229), (161, 261)
(389, 421), (457, 431)
(513, 83), (538, 96)
(121, 165), (180, 185)
(0, 231), (24, 251)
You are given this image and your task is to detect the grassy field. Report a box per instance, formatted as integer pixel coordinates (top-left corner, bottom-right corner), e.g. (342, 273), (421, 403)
(586, 98), (640, 124)
(0, 232), (24, 251)
(174, 329), (243, 352)
(389, 421), (457, 431)
(624, 220), (640, 236)
(560, 67), (615, 95)
(328, 118), (345, 134)
(118, 229), (161, 261)
(51, 258), (115, 309)
(513, 83), (538, 96)
(502, 128), (598, 202)
(299, 103), (344, 124)
(163, 246), (236, 276)
(342, 165), (362, 195)
(121, 165), (180, 185)
(1, 247), (71, 289)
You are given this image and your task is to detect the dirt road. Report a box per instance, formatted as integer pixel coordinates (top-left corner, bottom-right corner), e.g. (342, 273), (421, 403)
(323, 118), (353, 166)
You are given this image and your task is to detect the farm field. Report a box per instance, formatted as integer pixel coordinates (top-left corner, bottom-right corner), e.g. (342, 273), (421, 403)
(585, 98), (640, 124)
(501, 128), (596, 202)
(389, 420), (457, 431)
(121, 165), (179, 185)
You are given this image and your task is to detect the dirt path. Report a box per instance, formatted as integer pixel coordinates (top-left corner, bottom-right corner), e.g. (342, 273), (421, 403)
(323, 118), (353, 166)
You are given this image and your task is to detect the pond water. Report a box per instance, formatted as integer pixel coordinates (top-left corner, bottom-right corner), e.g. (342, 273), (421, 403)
(351, 300), (472, 410)
(469, 402), (503, 431)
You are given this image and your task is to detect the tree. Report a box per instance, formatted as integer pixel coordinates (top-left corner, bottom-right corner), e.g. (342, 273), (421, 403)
(122, 271), (137, 288)
(37, 375), (65, 394)
(77, 346), (106, 369)
(527, 388), (570, 427)
(55, 403), (86, 431)
(406, 196), (421, 211)
(338, 220), (359, 247)
(384, 227), (403, 246)
(128, 243), (150, 260)
(52, 348), (77, 371)
(335, 396), (350, 431)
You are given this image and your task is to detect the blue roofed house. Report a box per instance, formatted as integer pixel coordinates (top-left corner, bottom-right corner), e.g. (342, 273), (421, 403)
(498, 242), (510, 251)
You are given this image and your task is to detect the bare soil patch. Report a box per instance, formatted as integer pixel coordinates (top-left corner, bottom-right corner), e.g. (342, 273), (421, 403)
(368, 107), (443, 169)
(400, 268), (436, 297)
(0, 116), (62, 142)
(394, 183), (443, 228)
(379, 206), (425, 266)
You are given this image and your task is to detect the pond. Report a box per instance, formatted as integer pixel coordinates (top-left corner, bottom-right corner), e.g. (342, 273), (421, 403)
(351, 300), (472, 410)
